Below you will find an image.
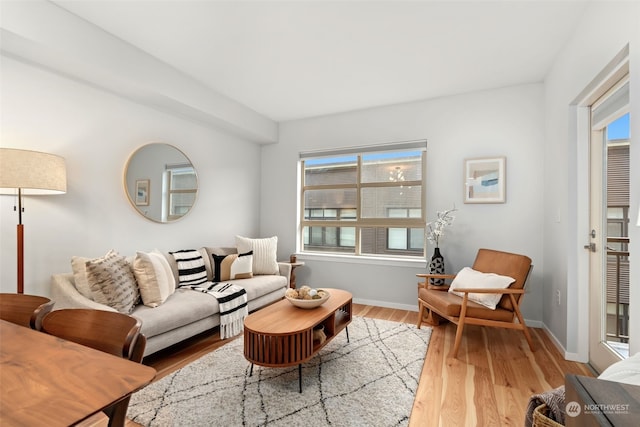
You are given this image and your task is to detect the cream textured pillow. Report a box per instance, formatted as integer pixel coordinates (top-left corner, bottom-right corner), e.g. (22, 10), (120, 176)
(86, 250), (140, 314)
(448, 267), (515, 310)
(71, 249), (119, 300)
(133, 250), (176, 307)
(235, 235), (278, 275)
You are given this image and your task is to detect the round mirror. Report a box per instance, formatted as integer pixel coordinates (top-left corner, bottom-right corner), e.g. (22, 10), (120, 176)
(124, 143), (198, 223)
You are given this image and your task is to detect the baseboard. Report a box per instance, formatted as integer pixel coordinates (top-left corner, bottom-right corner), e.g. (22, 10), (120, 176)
(525, 319), (543, 328)
(541, 323), (588, 362)
(564, 351), (588, 363)
(352, 297), (418, 313)
(542, 324), (566, 354)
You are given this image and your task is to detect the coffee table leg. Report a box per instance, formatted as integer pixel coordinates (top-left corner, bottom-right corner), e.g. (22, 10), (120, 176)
(346, 326), (349, 343)
(298, 364), (302, 393)
(249, 363), (254, 377)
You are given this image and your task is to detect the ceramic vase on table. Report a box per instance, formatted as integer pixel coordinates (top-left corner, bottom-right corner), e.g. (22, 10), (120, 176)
(428, 247), (445, 286)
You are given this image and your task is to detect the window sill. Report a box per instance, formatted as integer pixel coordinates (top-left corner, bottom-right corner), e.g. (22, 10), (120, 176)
(295, 252), (427, 268)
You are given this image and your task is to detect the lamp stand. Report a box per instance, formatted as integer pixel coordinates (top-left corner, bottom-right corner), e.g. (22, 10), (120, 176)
(1, 149), (68, 294)
(17, 188), (24, 294)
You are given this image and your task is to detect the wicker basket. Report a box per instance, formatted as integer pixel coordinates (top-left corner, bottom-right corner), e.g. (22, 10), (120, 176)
(532, 403), (563, 427)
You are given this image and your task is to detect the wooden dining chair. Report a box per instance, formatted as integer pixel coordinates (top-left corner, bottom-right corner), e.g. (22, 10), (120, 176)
(40, 309), (147, 427)
(0, 293), (54, 330)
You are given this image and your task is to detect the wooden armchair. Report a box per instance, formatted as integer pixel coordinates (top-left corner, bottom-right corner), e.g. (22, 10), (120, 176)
(0, 293), (54, 330)
(40, 309), (146, 427)
(417, 248), (534, 358)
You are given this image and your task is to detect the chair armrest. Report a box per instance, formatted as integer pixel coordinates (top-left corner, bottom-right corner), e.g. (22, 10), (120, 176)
(450, 287), (525, 294)
(417, 273), (456, 279)
(416, 273), (456, 290)
(50, 273), (117, 311)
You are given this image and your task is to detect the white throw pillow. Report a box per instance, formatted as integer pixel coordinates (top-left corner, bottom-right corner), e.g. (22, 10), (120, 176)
(133, 250), (176, 307)
(448, 267), (515, 310)
(235, 235), (279, 275)
(598, 352), (640, 386)
(71, 249), (119, 300)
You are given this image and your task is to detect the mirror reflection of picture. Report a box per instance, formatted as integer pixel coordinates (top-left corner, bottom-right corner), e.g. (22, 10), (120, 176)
(135, 179), (150, 206)
(464, 157), (506, 203)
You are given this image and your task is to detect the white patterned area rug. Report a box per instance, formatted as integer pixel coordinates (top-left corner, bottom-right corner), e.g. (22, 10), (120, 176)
(128, 316), (432, 427)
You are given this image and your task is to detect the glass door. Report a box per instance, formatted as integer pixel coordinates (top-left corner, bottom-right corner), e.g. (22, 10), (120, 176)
(588, 77), (630, 373)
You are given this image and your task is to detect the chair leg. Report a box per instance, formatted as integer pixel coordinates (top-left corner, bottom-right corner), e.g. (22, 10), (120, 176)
(104, 397), (129, 427)
(512, 301), (535, 352)
(417, 301), (444, 327)
(452, 295), (469, 358)
(417, 300), (424, 329)
(521, 325), (535, 352)
(452, 320), (465, 359)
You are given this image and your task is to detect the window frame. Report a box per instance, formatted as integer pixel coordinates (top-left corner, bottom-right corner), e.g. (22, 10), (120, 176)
(298, 142), (426, 259)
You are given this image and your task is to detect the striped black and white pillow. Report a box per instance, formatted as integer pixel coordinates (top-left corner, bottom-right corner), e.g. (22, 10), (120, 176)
(170, 249), (207, 286)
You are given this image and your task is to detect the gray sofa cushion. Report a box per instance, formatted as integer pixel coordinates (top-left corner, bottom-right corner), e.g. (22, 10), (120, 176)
(132, 274), (287, 339)
(132, 288), (219, 338)
(226, 275), (287, 302)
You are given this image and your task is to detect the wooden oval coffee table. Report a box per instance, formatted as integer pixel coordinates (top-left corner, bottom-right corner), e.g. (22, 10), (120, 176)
(243, 288), (352, 392)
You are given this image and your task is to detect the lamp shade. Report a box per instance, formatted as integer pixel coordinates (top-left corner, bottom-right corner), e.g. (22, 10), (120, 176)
(0, 148), (67, 195)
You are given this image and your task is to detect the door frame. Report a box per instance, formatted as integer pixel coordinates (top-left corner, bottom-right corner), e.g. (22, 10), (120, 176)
(570, 47), (629, 364)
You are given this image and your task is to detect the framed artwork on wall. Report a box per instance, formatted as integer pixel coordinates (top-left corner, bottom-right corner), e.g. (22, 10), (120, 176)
(135, 179), (150, 206)
(464, 157), (506, 203)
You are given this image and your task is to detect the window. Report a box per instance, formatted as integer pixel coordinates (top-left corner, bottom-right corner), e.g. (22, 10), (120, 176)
(299, 141), (426, 258)
(164, 163), (197, 221)
(387, 208), (424, 251)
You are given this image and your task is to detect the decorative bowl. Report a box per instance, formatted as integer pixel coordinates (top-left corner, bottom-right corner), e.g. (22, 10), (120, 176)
(285, 290), (331, 309)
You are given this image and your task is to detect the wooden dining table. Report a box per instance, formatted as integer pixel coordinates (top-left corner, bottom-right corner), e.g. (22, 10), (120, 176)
(0, 319), (156, 426)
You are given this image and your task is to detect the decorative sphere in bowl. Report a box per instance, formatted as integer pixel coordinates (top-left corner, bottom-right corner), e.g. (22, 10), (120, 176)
(285, 287), (330, 309)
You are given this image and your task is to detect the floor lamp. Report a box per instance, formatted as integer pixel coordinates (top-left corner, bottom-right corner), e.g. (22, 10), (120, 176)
(0, 148), (67, 294)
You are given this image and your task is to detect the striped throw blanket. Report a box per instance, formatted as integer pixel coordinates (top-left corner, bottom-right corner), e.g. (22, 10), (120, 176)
(181, 282), (248, 339)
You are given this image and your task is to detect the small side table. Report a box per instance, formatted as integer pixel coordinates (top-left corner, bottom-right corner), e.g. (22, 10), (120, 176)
(283, 261), (304, 288)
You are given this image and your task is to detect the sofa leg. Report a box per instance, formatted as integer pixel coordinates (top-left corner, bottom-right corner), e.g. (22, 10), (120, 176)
(417, 300), (425, 329)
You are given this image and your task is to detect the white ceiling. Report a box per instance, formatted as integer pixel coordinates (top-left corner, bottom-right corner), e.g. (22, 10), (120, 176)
(52, 0), (589, 122)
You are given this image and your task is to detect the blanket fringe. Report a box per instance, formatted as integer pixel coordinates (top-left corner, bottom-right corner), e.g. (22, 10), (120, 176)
(180, 282), (248, 339)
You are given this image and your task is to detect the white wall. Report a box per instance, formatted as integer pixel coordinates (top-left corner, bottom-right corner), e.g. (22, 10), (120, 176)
(543, 1), (640, 359)
(261, 84), (545, 319)
(0, 56), (264, 296)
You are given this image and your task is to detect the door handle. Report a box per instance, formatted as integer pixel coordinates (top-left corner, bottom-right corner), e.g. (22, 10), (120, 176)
(584, 243), (596, 252)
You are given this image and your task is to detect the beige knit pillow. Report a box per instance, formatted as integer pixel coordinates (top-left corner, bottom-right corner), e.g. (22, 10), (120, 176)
(71, 249), (119, 300)
(86, 250), (140, 314)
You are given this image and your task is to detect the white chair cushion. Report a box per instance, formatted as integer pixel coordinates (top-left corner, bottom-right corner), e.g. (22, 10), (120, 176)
(448, 267), (515, 310)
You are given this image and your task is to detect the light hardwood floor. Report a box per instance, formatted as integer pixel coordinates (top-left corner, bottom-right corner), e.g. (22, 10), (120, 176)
(134, 304), (593, 426)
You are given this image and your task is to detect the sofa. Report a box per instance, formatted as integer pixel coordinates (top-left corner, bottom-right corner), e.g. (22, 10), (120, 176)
(51, 241), (290, 357)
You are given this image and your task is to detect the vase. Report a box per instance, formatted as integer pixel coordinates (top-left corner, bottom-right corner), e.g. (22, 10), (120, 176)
(429, 247), (445, 286)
